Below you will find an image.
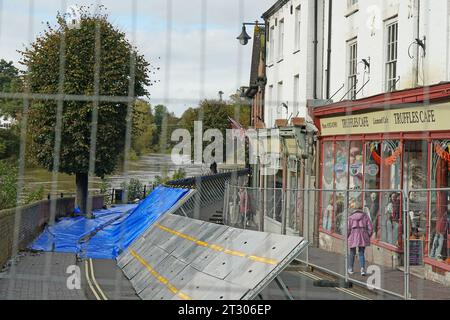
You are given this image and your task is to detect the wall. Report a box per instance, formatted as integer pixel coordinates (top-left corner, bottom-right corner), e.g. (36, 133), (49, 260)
(264, 0), (324, 127)
(323, 0), (450, 101)
(0, 195), (105, 268)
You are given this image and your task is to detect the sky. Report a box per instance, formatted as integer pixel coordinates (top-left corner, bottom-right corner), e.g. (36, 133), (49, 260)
(0, 0), (274, 117)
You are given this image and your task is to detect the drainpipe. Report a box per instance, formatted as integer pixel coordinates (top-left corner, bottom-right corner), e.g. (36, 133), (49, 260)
(415, 0), (421, 87)
(326, 0), (332, 99)
(313, 134), (320, 247)
(313, 0), (318, 99)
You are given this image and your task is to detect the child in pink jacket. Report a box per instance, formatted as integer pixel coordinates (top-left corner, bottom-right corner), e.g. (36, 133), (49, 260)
(347, 208), (373, 276)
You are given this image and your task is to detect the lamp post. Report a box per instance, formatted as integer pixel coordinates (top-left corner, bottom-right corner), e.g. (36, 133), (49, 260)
(236, 21), (263, 46)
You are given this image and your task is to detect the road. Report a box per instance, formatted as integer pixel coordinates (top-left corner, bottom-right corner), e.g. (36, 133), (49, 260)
(0, 252), (398, 300)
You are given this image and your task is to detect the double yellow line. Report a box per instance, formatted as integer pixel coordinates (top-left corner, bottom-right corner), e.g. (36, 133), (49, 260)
(155, 223), (279, 265)
(85, 259), (108, 301)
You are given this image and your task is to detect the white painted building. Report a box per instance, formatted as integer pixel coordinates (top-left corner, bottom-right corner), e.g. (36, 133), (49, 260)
(0, 115), (14, 129)
(323, 0), (450, 101)
(262, 0), (324, 128)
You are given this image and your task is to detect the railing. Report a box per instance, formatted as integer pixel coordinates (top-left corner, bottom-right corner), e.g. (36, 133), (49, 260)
(223, 184), (450, 300)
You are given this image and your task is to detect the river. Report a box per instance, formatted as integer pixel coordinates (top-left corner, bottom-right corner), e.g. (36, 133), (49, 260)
(19, 154), (208, 197)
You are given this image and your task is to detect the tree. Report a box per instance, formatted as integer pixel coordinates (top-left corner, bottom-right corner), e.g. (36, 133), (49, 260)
(20, 7), (151, 214)
(131, 99), (156, 156)
(0, 59), (23, 118)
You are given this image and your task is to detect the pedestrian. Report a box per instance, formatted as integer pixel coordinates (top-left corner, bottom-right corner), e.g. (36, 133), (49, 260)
(210, 161), (218, 174)
(239, 187), (249, 228)
(347, 200), (373, 276)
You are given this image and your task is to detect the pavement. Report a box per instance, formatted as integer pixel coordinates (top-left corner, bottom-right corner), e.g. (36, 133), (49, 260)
(302, 246), (450, 300)
(0, 250), (398, 300)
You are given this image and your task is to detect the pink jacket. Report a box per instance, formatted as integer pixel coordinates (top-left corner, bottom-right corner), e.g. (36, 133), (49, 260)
(347, 211), (373, 248)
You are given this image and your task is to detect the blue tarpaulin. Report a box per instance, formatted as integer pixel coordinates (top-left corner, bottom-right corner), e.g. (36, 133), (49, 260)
(30, 186), (189, 259)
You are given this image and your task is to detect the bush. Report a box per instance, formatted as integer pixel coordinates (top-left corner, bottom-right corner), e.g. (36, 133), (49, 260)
(0, 160), (18, 210)
(120, 178), (144, 203)
(22, 186), (45, 205)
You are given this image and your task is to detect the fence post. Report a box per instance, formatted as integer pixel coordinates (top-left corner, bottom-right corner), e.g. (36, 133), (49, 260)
(281, 190), (287, 235)
(344, 189), (349, 283)
(403, 187), (410, 300)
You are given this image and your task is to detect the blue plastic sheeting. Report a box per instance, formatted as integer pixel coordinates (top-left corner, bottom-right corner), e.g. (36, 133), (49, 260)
(30, 186), (189, 259)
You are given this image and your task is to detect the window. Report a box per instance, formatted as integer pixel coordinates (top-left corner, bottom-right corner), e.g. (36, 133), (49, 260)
(294, 6), (301, 51)
(268, 85), (273, 126)
(321, 141), (335, 232)
(347, 41), (358, 100)
(429, 140), (449, 264)
(385, 21), (398, 92)
(293, 75), (300, 116)
(278, 19), (284, 60)
(277, 81), (283, 119)
(269, 25), (275, 64)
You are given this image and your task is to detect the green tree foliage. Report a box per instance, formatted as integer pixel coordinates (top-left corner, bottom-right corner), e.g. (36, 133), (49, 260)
(131, 99), (156, 156)
(0, 160), (18, 210)
(20, 7), (152, 213)
(153, 168), (186, 187)
(0, 59), (23, 118)
(151, 104), (179, 153)
(120, 178), (144, 203)
(0, 125), (20, 160)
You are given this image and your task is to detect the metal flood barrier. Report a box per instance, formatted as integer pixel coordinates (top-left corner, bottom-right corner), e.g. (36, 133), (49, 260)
(117, 213), (307, 300)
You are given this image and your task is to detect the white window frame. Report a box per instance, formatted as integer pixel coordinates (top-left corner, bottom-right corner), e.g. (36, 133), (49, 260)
(385, 20), (398, 92)
(293, 74), (300, 115)
(277, 81), (283, 119)
(269, 25), (275, 64)
(294, 6), (301, 51)
(347, 40), (358, 100)
(278, 19), (284, 60)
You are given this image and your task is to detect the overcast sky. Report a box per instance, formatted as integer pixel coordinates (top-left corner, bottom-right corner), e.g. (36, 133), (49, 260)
(0, 0), (274, 116)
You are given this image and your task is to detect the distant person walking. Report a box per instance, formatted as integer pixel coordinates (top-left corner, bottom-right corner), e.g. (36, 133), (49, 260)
(347, 201), (373, 276)
(239, 187), (250, 228)
(210, 161), (218, 174)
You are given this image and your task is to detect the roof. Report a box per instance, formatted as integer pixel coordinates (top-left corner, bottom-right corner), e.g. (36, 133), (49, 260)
(262, 0), (290, 20)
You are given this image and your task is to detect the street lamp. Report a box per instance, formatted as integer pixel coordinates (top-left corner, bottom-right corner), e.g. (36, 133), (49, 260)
(237, 21), (263, 46)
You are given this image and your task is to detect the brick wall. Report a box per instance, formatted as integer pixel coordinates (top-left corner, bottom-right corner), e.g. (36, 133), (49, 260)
(0, 195), (104, 268)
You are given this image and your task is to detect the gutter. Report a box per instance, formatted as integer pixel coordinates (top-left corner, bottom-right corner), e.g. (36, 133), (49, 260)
(326, 0), (332, 99)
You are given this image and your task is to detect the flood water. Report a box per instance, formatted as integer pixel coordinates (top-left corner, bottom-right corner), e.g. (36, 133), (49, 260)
(20, 154), (208, 197)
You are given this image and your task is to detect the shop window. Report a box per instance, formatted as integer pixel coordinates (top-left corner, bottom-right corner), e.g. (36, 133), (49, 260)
(321, 141), (335, 232)
(334, 141), (349, 235)
(404, 141), (428, 244)
(365, 142), (382, 239)
(379, 140), (402, 246)
(429, 141), (450, 264)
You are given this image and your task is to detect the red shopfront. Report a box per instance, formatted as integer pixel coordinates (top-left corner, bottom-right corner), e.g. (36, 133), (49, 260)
(311, 83), (450, 282)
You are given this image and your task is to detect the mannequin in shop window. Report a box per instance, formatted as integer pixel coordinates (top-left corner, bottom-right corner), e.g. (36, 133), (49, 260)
(369, 193), (380, 238)
(385, 192), (401, 246)
(323, 197), (333, 231)
(429, 205), (449, 261)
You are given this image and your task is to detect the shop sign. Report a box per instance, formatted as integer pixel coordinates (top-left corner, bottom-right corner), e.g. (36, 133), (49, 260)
(319, 103), (450, 136)
(350, 164), (362, 176)
(367, 164), (379, 176)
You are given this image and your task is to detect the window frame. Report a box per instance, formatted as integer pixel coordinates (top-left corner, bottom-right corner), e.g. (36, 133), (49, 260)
(385, 20), (398, 92)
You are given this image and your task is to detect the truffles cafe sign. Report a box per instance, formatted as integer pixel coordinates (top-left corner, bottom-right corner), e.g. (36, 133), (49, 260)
(319, 103), (450, 136)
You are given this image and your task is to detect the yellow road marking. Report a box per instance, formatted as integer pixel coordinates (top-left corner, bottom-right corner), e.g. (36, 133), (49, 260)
(85, 260), (101, 301)
(89, 259), (108, 301)
(154, 223), (280, 265)
(130, 250), (192, 300)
